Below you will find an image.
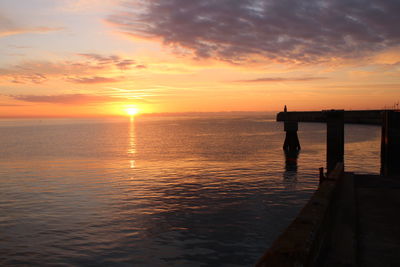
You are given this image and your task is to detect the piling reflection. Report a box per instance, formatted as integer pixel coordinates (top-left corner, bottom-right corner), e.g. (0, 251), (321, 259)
(128, 117), (136, 168)
(283, 150), (299, 181)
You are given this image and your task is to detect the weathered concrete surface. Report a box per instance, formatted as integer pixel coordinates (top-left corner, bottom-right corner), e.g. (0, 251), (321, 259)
(319, 172), (356, 267)
(276, 110), (384, 125)
(356, 175), (400, 267)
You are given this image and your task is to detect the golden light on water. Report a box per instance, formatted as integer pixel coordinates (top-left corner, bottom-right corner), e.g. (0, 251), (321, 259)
(128, 114), (136, 169)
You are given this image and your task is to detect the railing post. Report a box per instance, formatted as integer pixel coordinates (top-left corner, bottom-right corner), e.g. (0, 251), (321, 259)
(381, 110), (400, 176)
(326, 110), (344, 173)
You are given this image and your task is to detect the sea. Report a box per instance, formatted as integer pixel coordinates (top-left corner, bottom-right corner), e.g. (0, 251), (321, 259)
(0, 113), (381, 266)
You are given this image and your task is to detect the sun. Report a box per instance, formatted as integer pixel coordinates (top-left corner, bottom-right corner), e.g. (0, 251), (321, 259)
(125, 107), (139, 116)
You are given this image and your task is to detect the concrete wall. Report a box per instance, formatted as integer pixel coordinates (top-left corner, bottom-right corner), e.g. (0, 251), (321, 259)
(255, 163), (350, 267)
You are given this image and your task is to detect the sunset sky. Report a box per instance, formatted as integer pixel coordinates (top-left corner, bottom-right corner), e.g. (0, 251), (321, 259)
(1, 0), (399, 117)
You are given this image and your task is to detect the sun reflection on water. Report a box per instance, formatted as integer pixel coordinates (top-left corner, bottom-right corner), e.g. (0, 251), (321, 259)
(128, 117), (136, 168)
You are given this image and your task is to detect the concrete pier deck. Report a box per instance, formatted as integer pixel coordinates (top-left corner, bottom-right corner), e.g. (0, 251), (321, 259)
(321, 173), (400, 266)
(355, 175), (400, 267)
(276, 110), (383, 125)
(256, 170), (400, 266)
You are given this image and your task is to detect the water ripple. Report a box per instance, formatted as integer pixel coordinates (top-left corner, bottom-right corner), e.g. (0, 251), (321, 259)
(0, 116), (380, 266)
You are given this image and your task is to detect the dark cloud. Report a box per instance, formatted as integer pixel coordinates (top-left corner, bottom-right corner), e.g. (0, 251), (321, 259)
(67, 76), (121, 84)
(108, 0), (400, 64)
(236, 76), (328, 82)
(9, 94), (128, 105)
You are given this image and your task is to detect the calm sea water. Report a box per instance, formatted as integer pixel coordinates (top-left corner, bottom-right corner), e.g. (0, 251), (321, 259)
(0, 114), (380, 266)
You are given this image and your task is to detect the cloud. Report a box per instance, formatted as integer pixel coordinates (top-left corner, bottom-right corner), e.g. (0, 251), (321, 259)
(11, 73), (48, 84)
(9, 94), (130, 105)
(0, 15), (63, 38)
(0, 53), (145, 84)
(235, 76), (328, 83)
(77, 53), (144, 70)
(324, 83), (400, 90)
(0, 103), (27, 107)
(108, 0), (400, 64)
(0, 27), (64, 38)
(67, 76), (121, 84)
(135, 64), (147, 69)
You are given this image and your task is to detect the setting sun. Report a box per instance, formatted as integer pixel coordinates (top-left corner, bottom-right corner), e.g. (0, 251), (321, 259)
(126, 107), (139, 116)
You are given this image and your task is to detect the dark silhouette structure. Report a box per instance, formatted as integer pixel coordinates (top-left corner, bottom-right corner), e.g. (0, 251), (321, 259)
(381, 110), (400, 176)
(257, 108), (400, 267)
(326, 110), (344, 173)
(277, 110), (382, 125)
(283, 121), (301, 151)
(282, 106), (301, 151)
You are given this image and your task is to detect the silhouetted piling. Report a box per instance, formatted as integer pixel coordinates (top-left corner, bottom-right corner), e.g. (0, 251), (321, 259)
(381, 110), (400, 176)
(283, 121), (301, 151)
(326, 110), (344, 173)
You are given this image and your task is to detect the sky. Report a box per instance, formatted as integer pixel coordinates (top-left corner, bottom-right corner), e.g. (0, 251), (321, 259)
(1, 0), (400, 117)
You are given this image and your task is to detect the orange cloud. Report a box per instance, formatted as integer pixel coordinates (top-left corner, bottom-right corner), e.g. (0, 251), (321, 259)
(0, 27), (64, 38)
(0, 53), (145, 84)
(77, 53), (139, 70)
(234, 76), (328, 83)
(66, 76), (121, 84)
(8, 94), (141, 105)
(11, 73), (48, 84)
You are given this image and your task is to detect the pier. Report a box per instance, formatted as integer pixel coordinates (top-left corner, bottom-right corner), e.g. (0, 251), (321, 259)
(256, 109), (400, 266)
(276, 110), (383, 125)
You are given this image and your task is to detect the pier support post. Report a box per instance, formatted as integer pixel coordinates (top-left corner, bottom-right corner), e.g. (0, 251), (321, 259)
(381, 111), (400, 176)
(283, 121), (301, 151)
(326, 110), (344, 173)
